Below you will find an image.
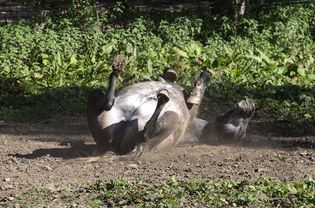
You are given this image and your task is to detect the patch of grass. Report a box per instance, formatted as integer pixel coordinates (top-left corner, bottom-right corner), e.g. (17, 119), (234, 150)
(10, 177), (315, 207)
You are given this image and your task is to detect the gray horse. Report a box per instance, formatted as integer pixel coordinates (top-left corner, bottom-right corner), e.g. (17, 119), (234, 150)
(87, 55), (255, 158)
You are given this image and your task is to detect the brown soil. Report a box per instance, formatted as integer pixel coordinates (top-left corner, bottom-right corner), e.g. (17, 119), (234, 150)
(0, 116), (314, 206)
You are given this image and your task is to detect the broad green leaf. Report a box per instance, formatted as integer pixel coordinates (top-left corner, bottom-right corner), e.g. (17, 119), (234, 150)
(102, 43), (114, 54)
(297, 67), (306, 77)
(147, 59), (153, 74)
(42, 59), (49, 66)
(194, 43), (202, 57)
(288, 185), (298, 194)
(233, 68), (240, 78)
(133, 46), (137, 57)
(224, 46), (233, 58)
(308, 74), (315, 80)
(245, 55), (262, 63)
(70, 54), (77, 65)
(173, 47), (188, 58)
(276, 66), (287, 75)
(304, 113), (312, 119)
(256, 49), (272, 64)
(91, 55), (96, 64)
(33, 72), (43, 79)
(126, 42), (133, 54)
(41, 53), (49, 59)
(57, 52), (62, 66)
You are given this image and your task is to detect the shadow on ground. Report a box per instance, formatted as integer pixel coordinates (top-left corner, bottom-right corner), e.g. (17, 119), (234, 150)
(0, 118), (89, 137)
(10, 124), (315, 161)
(11, 140), (101, 160)
(0, 86), (90, 122)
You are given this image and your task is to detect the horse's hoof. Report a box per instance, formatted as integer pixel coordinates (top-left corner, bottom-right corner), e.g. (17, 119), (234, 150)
(162, 69), (178, 82)
(238, 99), (255, 117)
(112, 54), (125, 74)
(157, 89), (170, 104)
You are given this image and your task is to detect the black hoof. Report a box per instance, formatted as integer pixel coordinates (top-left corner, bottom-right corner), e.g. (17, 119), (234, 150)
(162, 69), (178, 82)
(199, 71), (210, 86)
(157, 90), (170, 105)
(112, 54), (125, 74)
(238, 99), (255, 118)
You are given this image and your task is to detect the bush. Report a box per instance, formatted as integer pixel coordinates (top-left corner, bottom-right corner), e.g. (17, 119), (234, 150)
(0, 2), (314, 121)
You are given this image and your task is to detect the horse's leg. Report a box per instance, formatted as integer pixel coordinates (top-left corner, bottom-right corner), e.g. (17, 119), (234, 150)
(103, 55), (125, 110)
(185, 71), (210, 129)
(123, 90), (179, 158)
(118, 123), (145, 155)
(143, 110), (179, 152)
(87, 55), (125, 153)
(202, 99), (255, 142)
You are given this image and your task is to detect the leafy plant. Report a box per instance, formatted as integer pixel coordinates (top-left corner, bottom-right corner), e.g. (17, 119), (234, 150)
(0, 2), (314, 122)
(12, 178), (315, 207)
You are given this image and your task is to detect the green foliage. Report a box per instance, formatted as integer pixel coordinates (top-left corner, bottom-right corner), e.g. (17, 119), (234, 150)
(0, 2), (315, 122)
(13, 178), (315, 207)
(13, 0), (100, 27)
(89, 178), (315, 207)
(0, 88), (88, 121)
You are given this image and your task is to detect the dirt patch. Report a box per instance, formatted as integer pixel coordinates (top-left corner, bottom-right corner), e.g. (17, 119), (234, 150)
(0, 116), (314, 204)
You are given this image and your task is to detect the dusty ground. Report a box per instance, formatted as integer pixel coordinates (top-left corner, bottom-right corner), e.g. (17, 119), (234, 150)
(0, 116), (314, 206)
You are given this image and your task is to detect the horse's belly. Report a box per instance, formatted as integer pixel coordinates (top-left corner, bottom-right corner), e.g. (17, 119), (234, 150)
(120, 95), (187, 123)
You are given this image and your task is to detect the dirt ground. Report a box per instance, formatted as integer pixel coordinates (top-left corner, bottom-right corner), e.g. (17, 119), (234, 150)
(0, 116), (314, 206)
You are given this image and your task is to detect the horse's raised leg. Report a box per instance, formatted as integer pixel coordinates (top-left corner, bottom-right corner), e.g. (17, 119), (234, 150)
(202, 99), (255, 142)
(87, 55), (125, 152)
(185, 72), (210, 131)
(104, 54), (125, 111)
(125, 90), (180, 158)
(143, 111), (179, 152)
(87, 55), (125, 115)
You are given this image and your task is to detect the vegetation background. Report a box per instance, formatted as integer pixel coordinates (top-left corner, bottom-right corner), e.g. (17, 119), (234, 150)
(1, 0), (314, 125)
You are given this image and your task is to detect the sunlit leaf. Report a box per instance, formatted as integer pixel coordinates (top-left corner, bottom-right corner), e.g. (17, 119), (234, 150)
(173, 47), (188, 58)
(126, 42), (133, 54)
(147, 59), (153, 74)
(297, 67), (306, 77)
(70, 54), (77, 65)
(245, 55), (262, 63)
(57, 52), (62, 66)
(102, 43), (114, 54)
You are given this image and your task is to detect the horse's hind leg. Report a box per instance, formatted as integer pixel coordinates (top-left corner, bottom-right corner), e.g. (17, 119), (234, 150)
(202, 99), (255, 142)
(125, 90), (179, 158)
(143, 111), (179, 152)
